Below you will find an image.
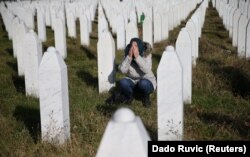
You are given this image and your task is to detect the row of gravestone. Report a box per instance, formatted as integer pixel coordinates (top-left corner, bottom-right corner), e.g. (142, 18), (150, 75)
(213, 0), (250, 59)
(2, 1), (97, 47)
(1, 0), (207, 156)
(99, 0), (202, 49)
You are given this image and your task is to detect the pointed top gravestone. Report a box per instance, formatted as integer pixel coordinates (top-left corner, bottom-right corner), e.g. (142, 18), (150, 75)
(126, 21), (138, 45)
(39, 47), (70, 144)
(157, 46), (183, 141)
(96, 108), (150, 157)
(143, 16), (153, 48)
(97, 31), (116, 93)
(176, 28), (192, 104)
(24, 30), (42, 98)
(54, 18), (67, 59)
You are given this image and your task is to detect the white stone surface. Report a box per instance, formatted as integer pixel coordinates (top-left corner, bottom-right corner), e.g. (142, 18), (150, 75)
(237, 15), (248, 58)
(153, 12), (162, 43)
(143, 16), (153, 48)
(157, 46), (183, 141)
(117, 14), (126, 50)
(16, 21), (28, 76)
(80, 13), (89, 46)
(229, 8), (237, 38)
(67, 11), (76, 38)
(232, 10), (241, 47)
(39, 47), (70, 144)
(186, 20), (197, 66)
(125, 21), (138, 45)
(176, 28), (192, 104)
(12, 17), (20, 58)
(25, 9), (34, 29)
(246, 20), (250, 59)
(37, 8), (47, 42)
(54, 18), (67, 59)
(85, 9), (92, 33)
(98, 15), (108, 38)
(45, 6), (51, 26)
(129, 10), (137, 24)
(191, 15), (199, 59)
(24, 30), (42, 98)
(97, 31), (116, 93)
(161, 12), (169, 40)
(96, 108), (150, 157)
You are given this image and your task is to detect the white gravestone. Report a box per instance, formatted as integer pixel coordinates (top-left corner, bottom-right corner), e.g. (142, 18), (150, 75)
(85, 9), (92, 33)
(54, 18), (67, 59)
(232, 10), (241, 47)
(16, 21), (28, 76)
(191, 15), (199, 60)
(67, 11), (76, 38)
(98, 15), (108, 38)
(24, 30), (42, 98)
(186, 20), (197, 66)
(45, 6), (51, 27)
(143, 16), (153, 48)
(37, 9), (47, 42)
(80, 14), (90, 46)
(153, 12), (162, 43)
(97, 31), (116, 93)
(176, 28), (192, 104)
(229, 8), (236, 38)
(157, 46), (183, 141)
(117, 14), (126, 50)
(125, 21), (138, 45)
(96, 108), (150, 157)
(161, 12), (169, 40)
(246, 20), (250, 59)
(237, 16), (248, 58)
(12, 17), (20, 58)
(39, 47), (70, 144)
(25, 9), (34, 30)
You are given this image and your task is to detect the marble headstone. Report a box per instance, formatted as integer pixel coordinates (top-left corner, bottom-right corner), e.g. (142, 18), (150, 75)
(186, 20), (197, 66)
(143, 16), (153, 48)
(80, 14), (89, 46)
(39, 47), (70, 144)
(24, 30), (42, 98)
(97, 31), (116, 93)
(237, 15), (248, 58)
(176, 28), (192, 104)
(117, 14), (126, 50)
(96, 108), (150, 157)
(37, 8), (47, 42)
(54, 18), (67, 59)
(246, 20), (250, 59)
(157, 46), (183, 141)
(125, 21), (138, 45)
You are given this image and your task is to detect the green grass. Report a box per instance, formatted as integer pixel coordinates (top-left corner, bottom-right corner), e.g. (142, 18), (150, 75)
(0, 2), (249, 156)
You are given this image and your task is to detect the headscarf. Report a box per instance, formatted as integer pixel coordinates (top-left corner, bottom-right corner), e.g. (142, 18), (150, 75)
(125, 38), (144, 57)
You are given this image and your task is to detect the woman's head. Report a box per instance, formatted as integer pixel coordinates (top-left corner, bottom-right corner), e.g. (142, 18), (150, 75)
(125, 38), (144, 57)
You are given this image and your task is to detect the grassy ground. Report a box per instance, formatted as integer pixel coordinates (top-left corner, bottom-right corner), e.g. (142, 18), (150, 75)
(0, 2), (249, 157)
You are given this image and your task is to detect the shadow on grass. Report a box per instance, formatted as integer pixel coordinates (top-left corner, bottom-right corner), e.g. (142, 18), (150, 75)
(199, 58), (250, 99)
(13, 105), (41, 142)
(216, 66), (250, 99)
(76, 70), (98, 89)
(12, 75), (25, 94)
(145, 125), (157, 141)
(5, 48), (13, 56)
(80, 46), (96, 60)
(197, 112), (250, 139)
(96, 103), (118, 118)
(6, 61), (18, 72)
